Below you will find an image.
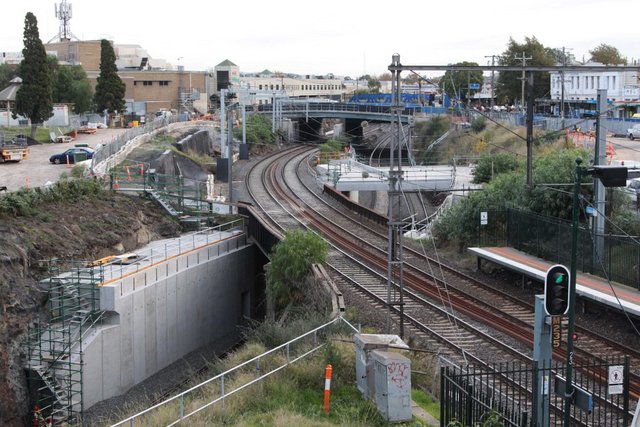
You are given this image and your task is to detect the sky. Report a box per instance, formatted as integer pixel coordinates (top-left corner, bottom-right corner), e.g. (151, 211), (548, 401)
(1, 0), (639, 78)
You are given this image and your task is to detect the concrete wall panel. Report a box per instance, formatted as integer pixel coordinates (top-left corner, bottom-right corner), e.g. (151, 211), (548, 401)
(100, 286), (116, 311)
(119, 296), (134, 390)
(156, 263), (166, 281)
(178, 254), (188, 270)
(155, 279), (168, 369)
(121, 276), (134, 295)
(144, 285), (158, 377)
(100, 326), (122, 399)
(166, 276), (178, 363)
(134, 271), (146, 290)
(132, 289), (146, 384)
(83, 241), (258, 410)
(82, 330), (103, 407)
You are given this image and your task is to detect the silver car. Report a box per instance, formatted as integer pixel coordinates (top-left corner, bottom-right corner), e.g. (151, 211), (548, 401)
(627, 124), (640, 140)
(624, 178), (640, 203)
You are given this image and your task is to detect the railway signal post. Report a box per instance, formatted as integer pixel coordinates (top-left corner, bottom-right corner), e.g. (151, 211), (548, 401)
(533, 295), (552, 427)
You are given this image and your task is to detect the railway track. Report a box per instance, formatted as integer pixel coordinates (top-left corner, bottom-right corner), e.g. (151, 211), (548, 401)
(244, 145), (637, 423)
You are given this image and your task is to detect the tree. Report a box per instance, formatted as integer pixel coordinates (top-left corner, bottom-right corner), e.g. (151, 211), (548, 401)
(472, 153), (520, 184)
(265, 230), (328, 321)
(234, 113), (275, 144)
(439, 62), (483, 104)
(589, 43), (626, 65)
(546, 48), (576, 65)
(53, 64), (93, 114)
(94, 39), (125, 120)
(14, 12), (53, 138)
(496, 36), (555, 105)
(433, 148), (595, 250)
(367, 77), (381, 93)
(0, 64), (17, 92)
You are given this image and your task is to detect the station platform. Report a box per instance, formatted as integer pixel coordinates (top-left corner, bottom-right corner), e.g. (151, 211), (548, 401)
(468, 246), (640, 318)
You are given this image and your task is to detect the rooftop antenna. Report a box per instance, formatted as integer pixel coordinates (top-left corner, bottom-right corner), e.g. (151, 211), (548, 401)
(49, 0), (79, 42)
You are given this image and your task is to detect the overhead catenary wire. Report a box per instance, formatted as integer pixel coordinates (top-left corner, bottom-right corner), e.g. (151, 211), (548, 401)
(578, 198), (640, 338)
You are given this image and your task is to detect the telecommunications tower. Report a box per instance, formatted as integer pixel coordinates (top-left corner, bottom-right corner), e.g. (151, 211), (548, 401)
(50, 0), (79, 42)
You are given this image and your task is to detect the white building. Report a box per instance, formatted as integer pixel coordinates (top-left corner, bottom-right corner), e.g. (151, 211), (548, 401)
(0, 51), (23, 65)
(237, 71), (345, 104)
(549, 62), (640, 118)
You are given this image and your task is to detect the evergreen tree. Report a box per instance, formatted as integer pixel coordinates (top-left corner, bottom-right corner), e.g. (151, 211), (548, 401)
(495, 36), (555, 105)
(94, 39), (125, 120)
(53, 65), (93, 114)
(0, 63), (17, 92)
(14, 12), (53, 138)
(439, 62), (483, 104)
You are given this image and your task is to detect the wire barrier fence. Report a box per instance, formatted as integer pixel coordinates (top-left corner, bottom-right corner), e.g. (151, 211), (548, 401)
(478, 208), (640, 290)
(110, 316), (359, 427)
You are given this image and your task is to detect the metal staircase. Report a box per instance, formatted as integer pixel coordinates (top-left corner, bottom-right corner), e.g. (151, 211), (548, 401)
(179, 89), (200, 115)
(25, 263), (103, 425)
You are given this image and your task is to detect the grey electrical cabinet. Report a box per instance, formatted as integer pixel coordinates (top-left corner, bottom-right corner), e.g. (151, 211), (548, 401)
(371, 350), (412, 423)
(353, 334), (408, 399)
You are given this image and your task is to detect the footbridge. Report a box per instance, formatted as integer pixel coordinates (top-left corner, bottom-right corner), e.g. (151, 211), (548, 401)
(317, 158), (456, 192)
(260, 101), (413, 124)
(258, 101), (413, 141)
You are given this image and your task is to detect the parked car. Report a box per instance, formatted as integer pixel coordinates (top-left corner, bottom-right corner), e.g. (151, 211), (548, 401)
(627, 125), (640, 140)
(623, 178), (640, 203)
(49, 147), (95, 164)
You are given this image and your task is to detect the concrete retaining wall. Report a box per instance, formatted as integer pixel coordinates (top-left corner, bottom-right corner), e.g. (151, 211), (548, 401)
(176, 129), (213, 156)
(82, 235), (258, 409)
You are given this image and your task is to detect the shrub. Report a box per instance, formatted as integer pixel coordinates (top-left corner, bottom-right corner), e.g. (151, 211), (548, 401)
(472, 153), (520, 184)
(471, 116), (487, 133)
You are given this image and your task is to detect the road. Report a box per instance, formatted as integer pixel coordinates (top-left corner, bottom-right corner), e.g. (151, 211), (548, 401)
(609, 135), (640, 164)
(0, 128), (126, 192)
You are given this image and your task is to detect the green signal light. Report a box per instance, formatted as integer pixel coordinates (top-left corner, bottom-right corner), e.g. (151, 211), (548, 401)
(555, 275), (564, 284)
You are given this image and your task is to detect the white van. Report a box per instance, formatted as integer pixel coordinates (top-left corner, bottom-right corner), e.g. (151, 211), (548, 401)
(155, 109), (173, 120)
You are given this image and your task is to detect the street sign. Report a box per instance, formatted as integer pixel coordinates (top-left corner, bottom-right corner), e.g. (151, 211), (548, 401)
(480, 211), (488, 225)
(468, 83), (481, 90)
(608, 365), (624, 395)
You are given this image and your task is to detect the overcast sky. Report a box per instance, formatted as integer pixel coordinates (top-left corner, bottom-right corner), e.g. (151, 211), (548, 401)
(1, 0), (638, 77)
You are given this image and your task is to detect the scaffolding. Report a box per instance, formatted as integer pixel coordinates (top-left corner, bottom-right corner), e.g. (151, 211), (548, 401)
(109, 162), (224, 229)
(25, 260), (104, 425)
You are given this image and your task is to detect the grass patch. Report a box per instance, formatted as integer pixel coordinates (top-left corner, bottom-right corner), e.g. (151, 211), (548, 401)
(412, 388), (440, 422)
(109, 323), (432, 426)
(0, 178), (106, 217)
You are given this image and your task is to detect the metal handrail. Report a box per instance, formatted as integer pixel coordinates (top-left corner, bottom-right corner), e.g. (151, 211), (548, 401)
(111, 316), (359, 426)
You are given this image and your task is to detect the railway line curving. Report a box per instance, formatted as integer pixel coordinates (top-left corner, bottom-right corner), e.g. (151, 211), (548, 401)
(244, 145), (639, 422)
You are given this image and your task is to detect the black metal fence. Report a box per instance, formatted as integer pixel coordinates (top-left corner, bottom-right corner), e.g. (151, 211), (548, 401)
(478, 208), (640, 290)
(441, 356), (631, 426)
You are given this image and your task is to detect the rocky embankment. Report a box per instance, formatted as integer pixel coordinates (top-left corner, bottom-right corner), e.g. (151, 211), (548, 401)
(0, 193), (180, 426)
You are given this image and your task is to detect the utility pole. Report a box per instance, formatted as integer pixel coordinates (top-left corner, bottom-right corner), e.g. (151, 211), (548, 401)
(558, 47), (572, 130)
(593, 89), (607, 259)
(515, 51), (532, 109)
(484, 54), (499, 110)
(387, 54), (405, 338)
(526, 72), (534, 187)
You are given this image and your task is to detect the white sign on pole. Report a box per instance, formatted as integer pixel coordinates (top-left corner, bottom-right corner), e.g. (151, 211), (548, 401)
(480, 211), (488, 226)
(608, 365), (624, 395)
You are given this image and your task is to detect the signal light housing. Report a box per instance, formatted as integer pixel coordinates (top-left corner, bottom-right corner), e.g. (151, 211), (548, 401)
(544, 264), (570, 316)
